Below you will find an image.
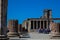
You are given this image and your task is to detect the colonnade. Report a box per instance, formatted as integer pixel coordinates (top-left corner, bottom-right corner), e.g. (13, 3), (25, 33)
(28, 20), (50, 32)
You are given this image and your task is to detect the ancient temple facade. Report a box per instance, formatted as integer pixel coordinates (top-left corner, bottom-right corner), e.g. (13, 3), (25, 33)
(22, 9), (52, 32)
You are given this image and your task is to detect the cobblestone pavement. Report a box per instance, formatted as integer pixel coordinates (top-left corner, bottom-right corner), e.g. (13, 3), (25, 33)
(9, 32), (60, 40)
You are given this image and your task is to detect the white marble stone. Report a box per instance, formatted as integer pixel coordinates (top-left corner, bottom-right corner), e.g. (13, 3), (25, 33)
(9, 32), (60, 40)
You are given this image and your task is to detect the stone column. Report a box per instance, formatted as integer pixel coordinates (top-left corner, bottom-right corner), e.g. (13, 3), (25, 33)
(47, 21), (48, 29)
(0, 0), (8, 40)
(7, 20), (18, 37)
(28, 21), (31, 32)
(24, 22), (26, 29)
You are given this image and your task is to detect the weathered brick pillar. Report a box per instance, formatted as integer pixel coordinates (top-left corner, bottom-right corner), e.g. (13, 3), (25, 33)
(52, 23), (60, 36)
(0, 0), (8, 40)
(7, 20), (18, 37)
(50, 22), (60, 38)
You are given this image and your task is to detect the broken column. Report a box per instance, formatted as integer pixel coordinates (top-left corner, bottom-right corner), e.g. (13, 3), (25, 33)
(7, 20), (18, 37)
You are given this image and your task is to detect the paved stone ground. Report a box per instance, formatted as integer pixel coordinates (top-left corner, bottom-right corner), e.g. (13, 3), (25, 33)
(9, 32), (60, 40)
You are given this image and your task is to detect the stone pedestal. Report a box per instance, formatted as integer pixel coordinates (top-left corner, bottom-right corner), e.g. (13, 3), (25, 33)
(7, 32), (18, 37)
(7, 20), (18, 37)
(0, 35), (9, 40)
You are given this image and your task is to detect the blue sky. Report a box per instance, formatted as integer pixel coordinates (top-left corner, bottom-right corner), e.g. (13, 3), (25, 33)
(7, 0), (60, 24)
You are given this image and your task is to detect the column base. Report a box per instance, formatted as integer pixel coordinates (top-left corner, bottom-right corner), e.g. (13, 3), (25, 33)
(7, 32), (18, 37)
(0, 35), (9, 40)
